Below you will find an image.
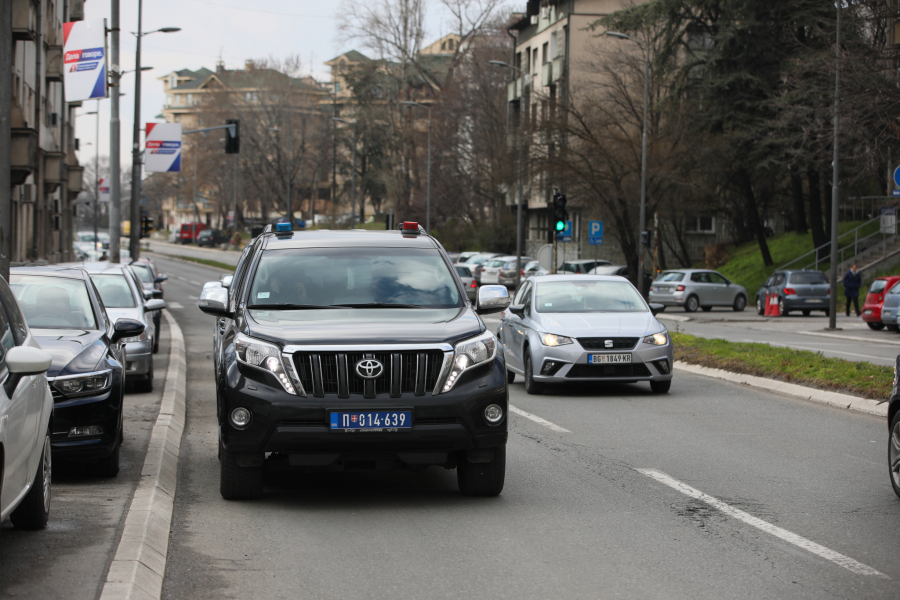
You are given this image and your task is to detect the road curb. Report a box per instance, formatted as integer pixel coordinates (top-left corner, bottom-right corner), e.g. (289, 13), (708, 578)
(100, 310), (186, 600)
(657, 314), (691, 323)
(674, 361), (888, 418)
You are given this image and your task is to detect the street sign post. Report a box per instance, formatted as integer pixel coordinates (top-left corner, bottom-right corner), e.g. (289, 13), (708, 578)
(588, 221), (603, 245)
(144, 123), (182, 172)
(557, 220), (573, 243)
(63, 19), (108, 102)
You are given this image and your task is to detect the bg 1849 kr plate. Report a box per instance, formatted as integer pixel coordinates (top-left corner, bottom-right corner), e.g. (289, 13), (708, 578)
(330, 411), (412, 430)
(588, 353), (632, 364)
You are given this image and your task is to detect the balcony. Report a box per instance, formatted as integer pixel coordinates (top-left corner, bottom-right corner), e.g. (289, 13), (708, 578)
(552, 57), (565, 83)
(44, 152), (66, 193)
(507, 77), (524, 103)
(68, 165), (84, 194)
(541, 62), (553, 87)
(11, 128), (38, 185)
(12, 0), (38, 41)
(46, 45), (64, 82)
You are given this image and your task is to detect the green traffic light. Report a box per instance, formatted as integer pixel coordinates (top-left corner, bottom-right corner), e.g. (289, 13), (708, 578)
(555, 221), (566, 232)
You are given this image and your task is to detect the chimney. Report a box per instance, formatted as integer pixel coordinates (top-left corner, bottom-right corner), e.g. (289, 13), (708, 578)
(216, 60), (225, 74)
(244, 59), (254, 72)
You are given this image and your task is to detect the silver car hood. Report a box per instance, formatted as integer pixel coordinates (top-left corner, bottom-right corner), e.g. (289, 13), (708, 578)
(533, 311), (664, 337)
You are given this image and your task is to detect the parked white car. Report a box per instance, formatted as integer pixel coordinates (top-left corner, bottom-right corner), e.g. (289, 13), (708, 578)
(0, 275), (54, 529)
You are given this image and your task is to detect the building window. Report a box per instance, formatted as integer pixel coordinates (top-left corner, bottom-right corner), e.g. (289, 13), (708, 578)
(550, 31), (558, 60)
(687, 216), (716, 234)
(252, 92), (258, 103)
(175, 94), (182, 105)
(245, 92), (251, 102)
(166, 95), (172, 106)
(441, 41), (446, 51)
(170, 74), (176, 89)
(186, 93), (192, 104)
(334, 82), (341, 93)
(542, 42), (548, 64)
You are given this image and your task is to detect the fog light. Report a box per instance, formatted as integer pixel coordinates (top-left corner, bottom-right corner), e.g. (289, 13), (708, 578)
(484, 404), (503, 424)
(69, 425), (103, 437)
(231, 407), (252, 428)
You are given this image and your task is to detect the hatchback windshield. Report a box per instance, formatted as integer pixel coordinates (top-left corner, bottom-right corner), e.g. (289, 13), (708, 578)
(870, 280), (888, 294)
(249, 248), (462, 309)
(455, 266), (472, 278)
(11, 275), (97, 329)
(657, 272), (685, 282)
(790, 272), (828, 285)
(92, 274), (137, 308)
(132, 264), (154, 284)
(535, 280), (647, 313)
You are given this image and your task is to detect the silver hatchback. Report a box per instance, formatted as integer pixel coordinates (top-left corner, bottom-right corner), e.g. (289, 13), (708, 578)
(649, 269), (748, 313)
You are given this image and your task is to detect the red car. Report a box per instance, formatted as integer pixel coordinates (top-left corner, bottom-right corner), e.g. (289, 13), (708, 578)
(862, 275), (900, 330)
(178, 222), (206, 244)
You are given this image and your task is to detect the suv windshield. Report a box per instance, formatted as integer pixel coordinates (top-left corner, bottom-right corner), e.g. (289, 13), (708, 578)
(10, 275), (98, 329)
(249, 248), (462, 309)
(535, 280), (647, 313)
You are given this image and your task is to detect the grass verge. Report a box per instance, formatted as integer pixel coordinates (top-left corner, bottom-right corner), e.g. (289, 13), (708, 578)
(168, 255), (235, 272)
(671, 331), (892, 399)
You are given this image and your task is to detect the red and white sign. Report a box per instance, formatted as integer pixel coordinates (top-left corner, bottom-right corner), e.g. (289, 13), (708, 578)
(63, 19), (108, 102)
(144, 123), (182, 172)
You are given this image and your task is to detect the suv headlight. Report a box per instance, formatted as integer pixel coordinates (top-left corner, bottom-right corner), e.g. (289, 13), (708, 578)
(643, 331), (668, 346)
(234, 333), (299, 395)
(541, 333), (573, 346)
(51, 370), (112, 397)
(439, 330), (497, 393)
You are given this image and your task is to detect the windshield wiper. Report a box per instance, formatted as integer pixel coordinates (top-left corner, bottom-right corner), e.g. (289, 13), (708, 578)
(248, 304), (343, 310)
(330, 303), (422, 309)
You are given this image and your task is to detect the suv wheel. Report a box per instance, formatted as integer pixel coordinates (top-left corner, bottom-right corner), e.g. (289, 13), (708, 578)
(524, 348), (544, 395)
(457, 445), (506, 497)
(890, 410), (900, 499)
(220, 443), (263, 500)
(684, 295), (699, 312)
(733, 295), (747, 312)
(11, 433), (51, 529)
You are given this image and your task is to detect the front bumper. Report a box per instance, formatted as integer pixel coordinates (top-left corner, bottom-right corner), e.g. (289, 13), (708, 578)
(526, 339), (674, 383)
(50, 385), (122, 460)
(220, 355), (509, 466)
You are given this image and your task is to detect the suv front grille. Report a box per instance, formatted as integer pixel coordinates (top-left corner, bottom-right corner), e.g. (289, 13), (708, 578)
(293, 351), (446, 399)
(578, 337), (639, 350)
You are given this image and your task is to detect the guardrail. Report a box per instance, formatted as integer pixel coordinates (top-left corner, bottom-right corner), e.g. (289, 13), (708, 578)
(777, 216), (893, 272)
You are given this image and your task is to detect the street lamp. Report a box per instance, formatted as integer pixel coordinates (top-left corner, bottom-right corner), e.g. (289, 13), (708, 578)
(332, 118), (358, 229)
(606, 31), (650, 297)
(489, 61), (525, 287)
(129, 5), (180, 261)
(401, 101), (432, 233)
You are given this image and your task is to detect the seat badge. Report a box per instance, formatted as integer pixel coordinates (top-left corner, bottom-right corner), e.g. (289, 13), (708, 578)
(355, 359), (384, 379)
(604, 340), (613, 348)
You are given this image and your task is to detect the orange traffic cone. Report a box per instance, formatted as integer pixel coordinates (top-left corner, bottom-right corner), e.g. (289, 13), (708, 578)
(764, 293), (780, 316)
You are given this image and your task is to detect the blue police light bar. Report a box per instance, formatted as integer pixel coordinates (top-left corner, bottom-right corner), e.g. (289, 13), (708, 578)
(276, 222), (291, 233)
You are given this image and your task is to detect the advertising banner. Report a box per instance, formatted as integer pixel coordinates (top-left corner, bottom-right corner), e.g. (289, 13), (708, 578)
(98, 178), (110, 203)
(63, 19), (108, 102)
(144, 123), (182, 172)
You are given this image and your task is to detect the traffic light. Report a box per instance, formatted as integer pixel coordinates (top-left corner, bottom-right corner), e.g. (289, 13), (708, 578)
(225, 119), (240, 154)
(641, 230), (651, 247)
(140, 215), (154, 238)
(552, 191), (568, 233)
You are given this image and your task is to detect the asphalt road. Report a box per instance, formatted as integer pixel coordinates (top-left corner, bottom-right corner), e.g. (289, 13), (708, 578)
(151, 255), (900, 600)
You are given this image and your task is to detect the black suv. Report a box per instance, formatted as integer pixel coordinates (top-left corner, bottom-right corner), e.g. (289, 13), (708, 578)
(198, 222), (511, 500)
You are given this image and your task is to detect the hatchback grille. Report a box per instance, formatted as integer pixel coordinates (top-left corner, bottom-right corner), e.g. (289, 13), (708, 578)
(578, 337), (639, 350)
(292, 351), (446, 399)
(566, 363), (651, 378)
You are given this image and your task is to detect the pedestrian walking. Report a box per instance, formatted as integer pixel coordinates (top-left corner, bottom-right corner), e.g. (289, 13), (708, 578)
(843, 263), (862, 317)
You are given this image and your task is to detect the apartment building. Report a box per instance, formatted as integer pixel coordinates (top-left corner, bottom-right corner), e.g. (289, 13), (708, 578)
(10, 0), (86, 264)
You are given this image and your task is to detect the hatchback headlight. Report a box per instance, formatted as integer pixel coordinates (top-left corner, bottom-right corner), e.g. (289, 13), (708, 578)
(439, 330), (497, 393)
(234, 333), (298, 395)
(123, 328), (150, 343)
(643, 331), (668, 346)
(52, 370), (111, 397)
(541, 333), (573, 347)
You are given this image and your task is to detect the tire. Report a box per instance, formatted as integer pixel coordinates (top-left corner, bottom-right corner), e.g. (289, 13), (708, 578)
(97, 441), (120, 477)
(152, 334), (160, 354)
(701, 306), (712, 312)
(802, 310), (811, 317)
(523, 348), (544, 395)
(756, 296), (765, 315)
(507, 370), (515, 384)
(733, 295), (747, 312)
(890, 409), (900, 499)
(10, 433), (51, 530)
(457, 445), (506, 497)
(220, 444), (263, 500)
(135, 361), (154, 393)
(779, 299), (789, 316)
(868, 322), (886, 331)
(650, 380), (671, 394)
(684, 295), (699, 313)
(888, 325), (899, 333)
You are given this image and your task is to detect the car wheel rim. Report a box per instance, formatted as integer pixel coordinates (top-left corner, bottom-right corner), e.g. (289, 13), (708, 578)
(891, 420), (900, 489)
(525, 353), (532, 383)
(42, 435), (51, 513)
(689, 298), (697, 311)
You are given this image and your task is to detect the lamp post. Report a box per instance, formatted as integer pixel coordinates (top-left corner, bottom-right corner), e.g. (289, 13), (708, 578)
(128, 3), (180, 260)
(606, 31), (650, 297)
(489, 60), (525, 288)
(401, 101), (432, 233)
(332, 118), (358, 229)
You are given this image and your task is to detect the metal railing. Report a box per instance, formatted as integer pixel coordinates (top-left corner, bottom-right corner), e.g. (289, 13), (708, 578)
(777, 215), (896, 272)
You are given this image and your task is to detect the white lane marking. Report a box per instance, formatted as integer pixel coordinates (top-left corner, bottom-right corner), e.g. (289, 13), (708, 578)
(190, 280), (201, 285)
(509, 405), (570, 433)
(637, 468), (888, 578)
(176, 276), (187, 282)
(799, 331), (900, 347)
(167, 302), (184, 309)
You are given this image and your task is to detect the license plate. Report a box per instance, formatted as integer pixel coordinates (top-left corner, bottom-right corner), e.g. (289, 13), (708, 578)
(806, 299), (823, 303)
(330, 411), (412, 431)
(588, 354), (632, 364)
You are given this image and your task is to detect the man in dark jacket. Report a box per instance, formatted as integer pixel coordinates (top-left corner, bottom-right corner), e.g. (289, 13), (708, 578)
(843, 264), (862, 317)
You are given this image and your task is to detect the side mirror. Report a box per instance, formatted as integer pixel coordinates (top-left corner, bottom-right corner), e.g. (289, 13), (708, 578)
(476, 285), (510, 315)
(111, 318), (145, 343)
(144, 299), (166, 312)
(155, 274), (169, 283)
(198, 286), (231, 318)
(649, 303), (665, 316)
(508, 304), (526, 317)
(6, 346), (52, 375)
(220, 275), (234, 288)
(202, 281), (223, 290)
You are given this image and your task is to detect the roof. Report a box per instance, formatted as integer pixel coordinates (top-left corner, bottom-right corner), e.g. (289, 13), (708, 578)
(531, 274), (637, 283)
(262, 229), (440, 250)
(325, 50), (372, 65)
(10, 266), (88, 279)
(78, 262), (131, 274)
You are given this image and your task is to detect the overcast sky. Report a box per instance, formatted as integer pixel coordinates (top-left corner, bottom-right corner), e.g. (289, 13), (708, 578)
(75, 0), (484, 174)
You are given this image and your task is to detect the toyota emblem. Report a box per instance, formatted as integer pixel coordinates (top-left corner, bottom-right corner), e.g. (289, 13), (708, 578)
(355, 359), (384, 379)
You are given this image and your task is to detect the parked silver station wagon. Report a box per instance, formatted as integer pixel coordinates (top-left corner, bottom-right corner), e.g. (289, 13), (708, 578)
(648, 269), (748, 313)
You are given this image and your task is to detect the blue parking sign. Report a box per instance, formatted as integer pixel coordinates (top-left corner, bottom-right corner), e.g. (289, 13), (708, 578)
(589, 221), (603, 245)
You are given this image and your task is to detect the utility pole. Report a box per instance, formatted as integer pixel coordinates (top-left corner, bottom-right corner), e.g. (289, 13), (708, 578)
(129, 0), (144, 260)
(828, 2), (842, 330)
(653, 211), (659, 278)
(0, 0), (12, 279)
(109, 0), (121, 262)
(94, 100), (100, 250)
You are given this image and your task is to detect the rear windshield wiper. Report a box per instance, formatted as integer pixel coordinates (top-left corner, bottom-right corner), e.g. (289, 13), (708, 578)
(248, 304), (343, 310)
(330, 303), (422, 309)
